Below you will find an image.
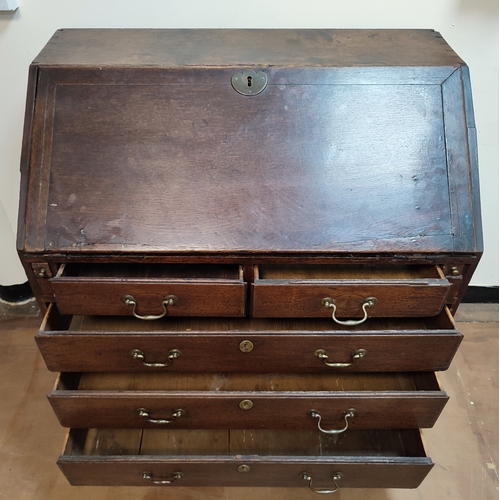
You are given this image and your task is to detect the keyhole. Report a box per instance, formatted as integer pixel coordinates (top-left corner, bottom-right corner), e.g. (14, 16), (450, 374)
(247, 76), (252, 87)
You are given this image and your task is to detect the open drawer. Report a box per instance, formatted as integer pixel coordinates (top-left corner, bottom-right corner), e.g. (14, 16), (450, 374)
(58, 428), (433, 488)
(48, 371), (448, 429)
(36, 305), (462, 373)
(252, 264), (451, 319)
(50, 263), (246, 317)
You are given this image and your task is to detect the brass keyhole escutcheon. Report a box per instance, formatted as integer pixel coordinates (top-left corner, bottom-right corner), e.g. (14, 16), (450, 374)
(239, 340), (254, 353)
(231, 69), (268, 96)
(238, 464), (251, 473)
(239, 399), (254, 410)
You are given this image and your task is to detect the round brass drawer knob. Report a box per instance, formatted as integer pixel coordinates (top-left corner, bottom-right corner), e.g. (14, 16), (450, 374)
(239, 399), (254, 410)
(239, 340), (254, 353)
(238, 464), (251, 473)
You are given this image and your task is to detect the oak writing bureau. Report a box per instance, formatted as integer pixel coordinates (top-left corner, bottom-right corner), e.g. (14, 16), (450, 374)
(18, 29), (482, 493)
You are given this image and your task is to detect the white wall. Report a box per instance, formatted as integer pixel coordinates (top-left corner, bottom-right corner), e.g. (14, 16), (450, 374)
(0, 0), (497, 286)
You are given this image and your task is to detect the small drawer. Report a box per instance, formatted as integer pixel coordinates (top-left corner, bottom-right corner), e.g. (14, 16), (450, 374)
(50, 263), (246, 317)
(252, 264), (451, 319)
(36, 305), (462, 373)
(58, 428), (433, 488)
(48, 371), (448, 429)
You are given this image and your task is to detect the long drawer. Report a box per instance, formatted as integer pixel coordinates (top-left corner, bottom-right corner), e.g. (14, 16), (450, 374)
(49, 371), (448, 429)
(36, 305), (462, 373)
(252, 264), (451, 319)
(50, 263), (247, 317)
(58, 428), (433, 488)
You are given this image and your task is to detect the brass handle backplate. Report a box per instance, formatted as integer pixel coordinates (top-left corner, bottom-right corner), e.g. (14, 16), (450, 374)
(131, 348), (181, 368)
(321, 297), (377, 326)
(142, 471), (183, 485)
(314, 348), (367, 368)
(122, 294), (177, 320)
(308, 409), (356, 435)
(302, 472), (343, 494)
(138, 408), (186, 425)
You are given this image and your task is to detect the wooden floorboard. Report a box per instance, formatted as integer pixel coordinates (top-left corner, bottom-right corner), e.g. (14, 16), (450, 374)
(0, 308), (497, 499)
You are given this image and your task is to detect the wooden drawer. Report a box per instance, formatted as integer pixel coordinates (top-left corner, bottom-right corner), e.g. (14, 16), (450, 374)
(58, 428), (433, 488)
(50, 263), (246, 317)
(49, 371), (448, 429)
(37, 305), (462, 373)
(252, 264), (451, 319)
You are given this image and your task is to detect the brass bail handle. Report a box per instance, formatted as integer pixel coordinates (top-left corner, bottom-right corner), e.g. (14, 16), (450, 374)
(308, 409), (356, 435)
(122, 294), (177, 320)
(142, 471), (183, 485)
(138, 408), (186, 425)
(321, 297), (377, 326)
(130, 348), (181, 368)
(302, 472), (343, 494)
(314, 348), (367, 368)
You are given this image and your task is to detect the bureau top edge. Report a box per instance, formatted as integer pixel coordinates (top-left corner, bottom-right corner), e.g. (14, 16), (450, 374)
(32, 29), (465, 69)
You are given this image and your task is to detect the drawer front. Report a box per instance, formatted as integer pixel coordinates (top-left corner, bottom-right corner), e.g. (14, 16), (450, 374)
(37, 331), (462, 373)
(51, 263), (246, 317)
(58, 428), (433, 488)
(51, 281), (247, 317)
(252, 264), (451, 318)
(36, 308), (462, 373)
(59, 459), (433, 488)
(49, 372), (447, 429)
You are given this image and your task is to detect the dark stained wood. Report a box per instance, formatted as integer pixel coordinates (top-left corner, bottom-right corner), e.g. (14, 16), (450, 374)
(57, 428), (433, 487)
(18, 30), (482, 308)
(47, 371), (447, 429)
(1, 311), (496, 498)
(36, 306), (463, 373)
(37, 80), (455, 253)
(18, 31), (481, 259)
(50, 263), (246, 317)
(17, 28), (483, 491)
(442, 68), (482, 253)
(252, 264), (451, 318)
(18, 29), (482, 310)
(33, 29), (463, 69)
(16, 64), (39, 251)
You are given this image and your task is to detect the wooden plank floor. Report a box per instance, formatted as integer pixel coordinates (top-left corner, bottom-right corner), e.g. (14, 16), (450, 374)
(0, 305), (497, 499)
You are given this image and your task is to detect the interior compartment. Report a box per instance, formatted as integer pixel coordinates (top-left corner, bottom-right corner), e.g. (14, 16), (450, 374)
(255, 264), (445, 281)
(64, 428), (428, 458)
(57, 263), (244, 281)
(42, 306), (457, 334)
(57, 371), (440, 393)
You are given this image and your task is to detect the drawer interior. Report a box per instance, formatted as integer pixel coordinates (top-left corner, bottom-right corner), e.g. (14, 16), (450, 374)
(255, 264), (446, 282)
(58, 371), (440, 393)
(42, 306), (457, 334)
(56, 263), (244, 281)
(65, 428), (428, 458)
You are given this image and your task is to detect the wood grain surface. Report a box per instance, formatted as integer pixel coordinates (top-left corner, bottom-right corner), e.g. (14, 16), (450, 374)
(0, 309), (497, 498)
(36, 306), (463, 373)
(47, 371), (447, 429)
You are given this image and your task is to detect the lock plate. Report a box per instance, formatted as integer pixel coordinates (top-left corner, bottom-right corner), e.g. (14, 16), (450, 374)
(231, 70), (268, 96)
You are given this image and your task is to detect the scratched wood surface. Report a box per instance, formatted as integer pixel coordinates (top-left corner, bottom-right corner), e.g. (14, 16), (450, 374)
(19, 30), (481, 256)
(0, 306), (497, 499)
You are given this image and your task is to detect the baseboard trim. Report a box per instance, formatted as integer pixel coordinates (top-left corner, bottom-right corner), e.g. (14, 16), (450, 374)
(462, 286), (499, 304)
(0, 282), (34, 303)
